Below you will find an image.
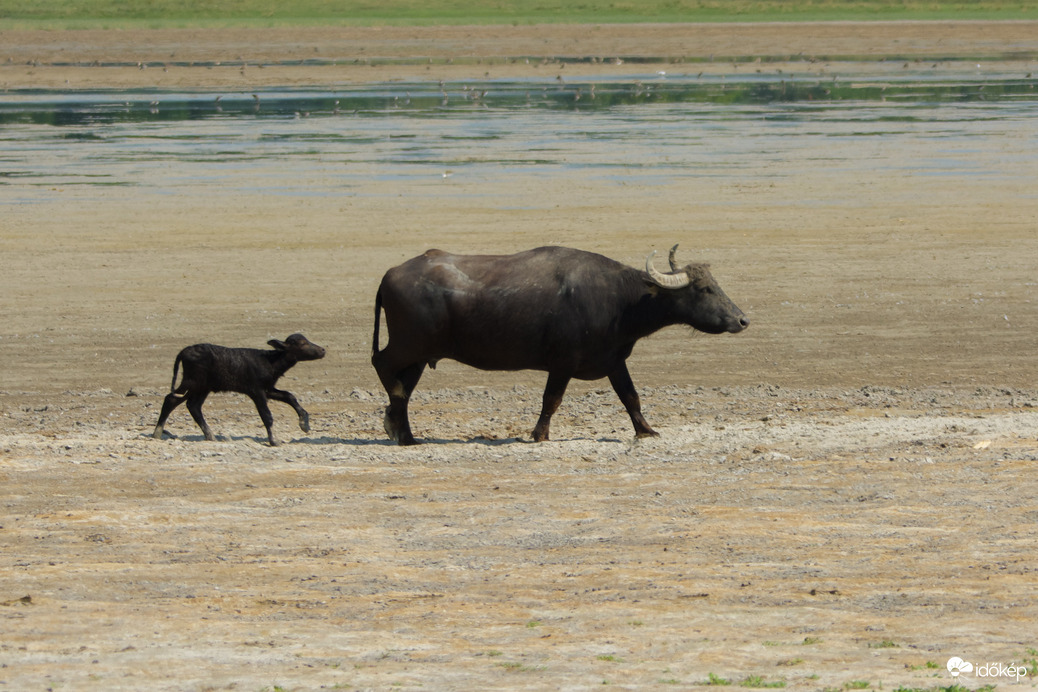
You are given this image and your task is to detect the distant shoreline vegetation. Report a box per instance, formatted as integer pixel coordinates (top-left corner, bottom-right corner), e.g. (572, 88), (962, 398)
(3, 0), (1038, 28)
(5, 77), (1035, 129)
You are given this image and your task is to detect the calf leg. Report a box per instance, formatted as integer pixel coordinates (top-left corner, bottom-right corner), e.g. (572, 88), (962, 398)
(247, 392), (279, 446)
(268, 388), (311, 433)
(608, 363), (659, 438)
(184, 392), (216, 441)
(153, 392), (187, 439)
(532, 372), (571, 442)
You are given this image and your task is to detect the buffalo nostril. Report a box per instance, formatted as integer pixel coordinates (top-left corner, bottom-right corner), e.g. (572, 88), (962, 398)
(739, 317), (750, 328)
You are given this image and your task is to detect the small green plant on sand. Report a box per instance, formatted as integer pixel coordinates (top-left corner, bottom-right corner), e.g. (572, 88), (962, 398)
(739, 675), (786, 688)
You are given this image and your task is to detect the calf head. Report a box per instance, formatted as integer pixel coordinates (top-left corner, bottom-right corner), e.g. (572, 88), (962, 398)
(269, 333), (327, 361)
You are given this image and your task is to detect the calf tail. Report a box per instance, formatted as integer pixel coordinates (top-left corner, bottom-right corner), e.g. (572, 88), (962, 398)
(169, 353), (183, 393)
(372, 290), (383, 357)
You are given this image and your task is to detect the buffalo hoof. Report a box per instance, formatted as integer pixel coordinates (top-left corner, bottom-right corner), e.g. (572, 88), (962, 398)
(383, 407), (417, 445)
(299, 411), (311, 433)
(635, 429), (661, 439)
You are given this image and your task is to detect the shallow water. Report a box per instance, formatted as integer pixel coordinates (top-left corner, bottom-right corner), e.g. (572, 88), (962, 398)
(2, 72), (1036, 204)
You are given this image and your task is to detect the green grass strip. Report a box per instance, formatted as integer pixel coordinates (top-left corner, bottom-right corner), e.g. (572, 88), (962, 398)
(3, 0), (1038, 29)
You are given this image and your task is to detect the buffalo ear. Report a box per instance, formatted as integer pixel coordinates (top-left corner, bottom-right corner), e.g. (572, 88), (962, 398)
(268, 339), (287, 351)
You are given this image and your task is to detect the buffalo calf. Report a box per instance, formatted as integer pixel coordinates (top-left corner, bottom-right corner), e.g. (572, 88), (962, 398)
(153, 333), (326, 446)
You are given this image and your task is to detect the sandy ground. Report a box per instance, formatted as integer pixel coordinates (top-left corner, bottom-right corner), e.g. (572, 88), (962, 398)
(5, 21), (1038, 88)
(2, 22), (1038, 691)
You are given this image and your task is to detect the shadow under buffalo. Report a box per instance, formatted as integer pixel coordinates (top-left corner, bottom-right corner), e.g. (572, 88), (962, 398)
(148, 433), (625, 446)
(304, 434), (627, 446)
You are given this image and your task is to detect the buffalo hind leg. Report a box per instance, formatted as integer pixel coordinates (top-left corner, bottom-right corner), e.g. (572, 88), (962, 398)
(532, 372), (571, 442)
(268, 388), (311, 433)
(608, 363), (659, 438)
(153, 392), (187, 439)
(377, 361), (425, 446)
(185, 391), (216, 441)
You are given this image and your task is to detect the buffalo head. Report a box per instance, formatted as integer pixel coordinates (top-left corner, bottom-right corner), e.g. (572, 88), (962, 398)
(646, 245), (749, 335)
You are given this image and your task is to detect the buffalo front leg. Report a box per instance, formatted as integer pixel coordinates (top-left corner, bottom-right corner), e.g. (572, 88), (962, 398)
(532, 372), (571, 442)
(268, 388), (311, 433)
(608, 363), (659, 438)
(153, 392), (187, 439)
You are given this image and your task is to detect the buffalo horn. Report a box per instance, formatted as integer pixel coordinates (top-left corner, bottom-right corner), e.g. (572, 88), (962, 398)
(646, 250), (691, 289)
(668, 244), (681, 272)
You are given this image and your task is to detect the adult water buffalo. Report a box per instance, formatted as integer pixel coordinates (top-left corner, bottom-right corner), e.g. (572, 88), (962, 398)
(371, 245), (747, 445)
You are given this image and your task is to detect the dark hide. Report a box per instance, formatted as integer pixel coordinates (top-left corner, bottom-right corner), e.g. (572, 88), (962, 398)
(153, 333), (326, 446)
(371, 246), (747, 445)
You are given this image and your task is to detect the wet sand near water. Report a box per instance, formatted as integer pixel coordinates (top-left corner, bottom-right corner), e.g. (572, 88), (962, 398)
(4, 20), (1038, 88)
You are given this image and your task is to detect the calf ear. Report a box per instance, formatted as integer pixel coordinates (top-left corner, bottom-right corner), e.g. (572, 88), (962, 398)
(268, 339), (288, 351)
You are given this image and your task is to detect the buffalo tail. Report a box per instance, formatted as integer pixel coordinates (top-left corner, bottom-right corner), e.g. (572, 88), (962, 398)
(372, 290), (383, 357)
(169, 353), (183, 393)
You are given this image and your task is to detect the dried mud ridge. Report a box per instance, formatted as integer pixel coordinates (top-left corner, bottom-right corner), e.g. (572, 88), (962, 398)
(6, 383), (1038, 452)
